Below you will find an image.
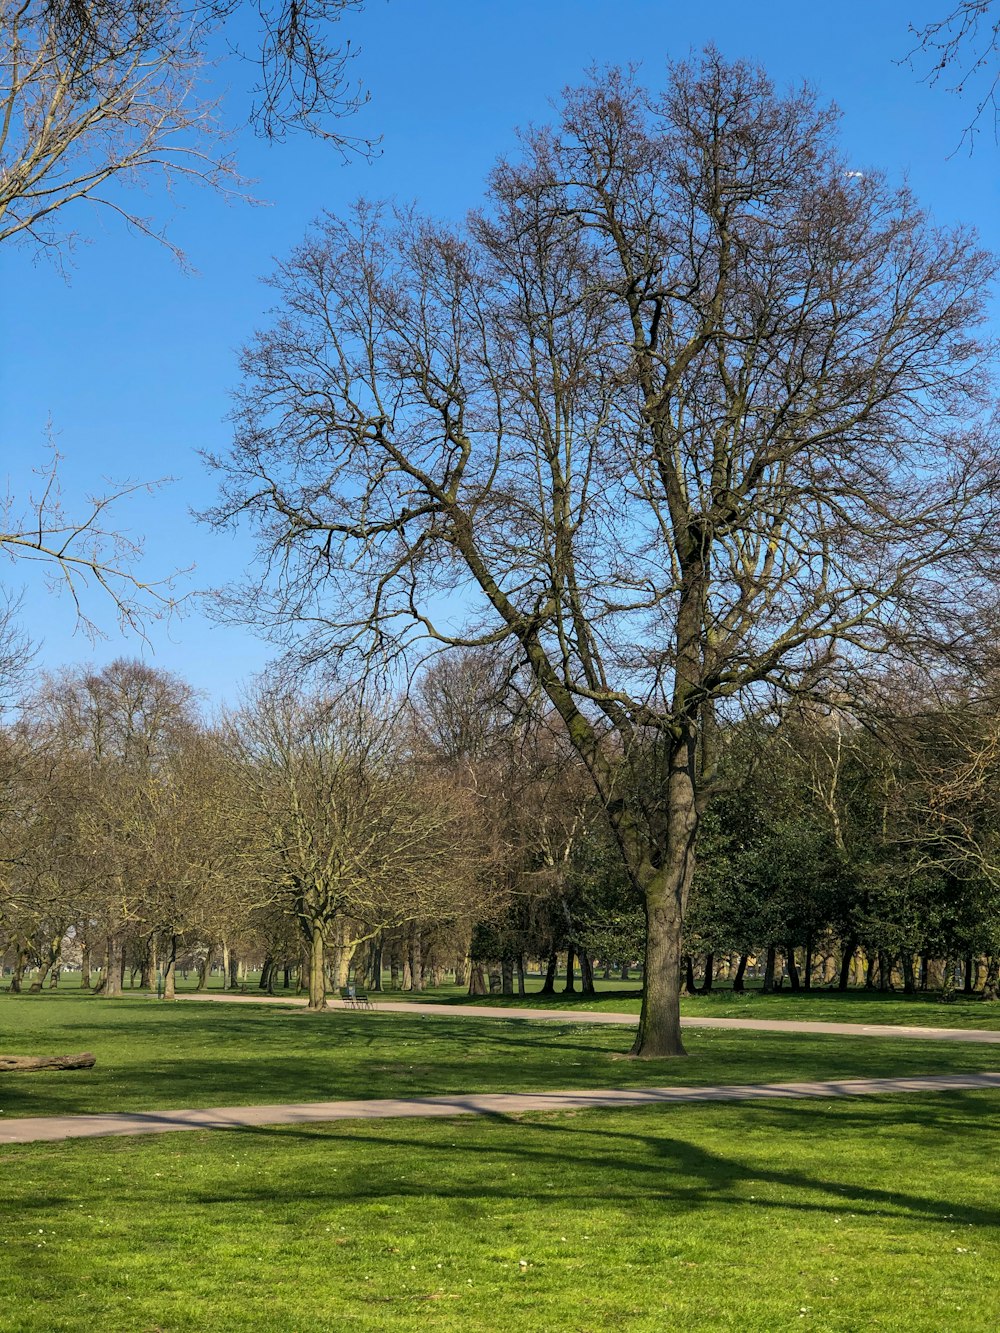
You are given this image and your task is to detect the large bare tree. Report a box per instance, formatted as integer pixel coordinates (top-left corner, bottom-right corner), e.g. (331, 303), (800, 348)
(208, 53), (1000, 1055)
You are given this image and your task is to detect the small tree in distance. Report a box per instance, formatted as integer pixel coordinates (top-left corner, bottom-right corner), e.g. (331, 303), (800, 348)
(228, 676), (480, 1010)
(209, 51), (1000, 1056)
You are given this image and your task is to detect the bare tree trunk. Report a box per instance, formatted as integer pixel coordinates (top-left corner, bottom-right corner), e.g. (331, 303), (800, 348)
(516, 954), (526, 995)
(29, 960), (51, 993)
(632, 890), (687, 1057)
(80, 941), (91, 990)
(468, 961), (487, 996)
(454, 955), (468, 988)
(369, 935), (384, 991)
(983, 956), (999, 1001)
(732, 953), (749, 994)
(99, 935), (123, 998)
(8, 950), (28, 993)
(487, 961), (502, 993)
(408, 926), (423, 993)
(964, 953), (976, 995)
(786, 946), (801, 991)
(196, 947), (213, 992)
(579, 950), (596, 996)
(501, 958), (514, 995)
(329, 919), (346, 990)
(901, 952), (916, 995)
(563, 947), (576, 994)
(163, 935), (178, 1000)
(762, 944), (777, 995)
(803, 935), (813, 990)
(684, 955), (697, 995)
(139, 936), (156, 991)
(307, 929), (327, 1010)
(626, 727), (698, 1058)
(30, 936), (61, 993)
(541, 952), (558, 995)
(838, 937), (857, 991)
(878, 951), (891, 992)
(221, 943), (231, 991)
(699, 952), (714, 994)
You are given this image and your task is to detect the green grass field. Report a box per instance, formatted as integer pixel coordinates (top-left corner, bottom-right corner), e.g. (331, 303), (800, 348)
(4, 992), (1000, 1331)
(3, 991), (1000, 1119)
(3, 1090), (999, 1331)
(31, 969), (1000, 1028)
(382, 979), (1000, 1028)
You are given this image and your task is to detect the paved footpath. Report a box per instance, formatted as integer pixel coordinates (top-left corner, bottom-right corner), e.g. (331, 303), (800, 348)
(178, 992), (1000, 1044)
(4, 1072), (1000, 1146)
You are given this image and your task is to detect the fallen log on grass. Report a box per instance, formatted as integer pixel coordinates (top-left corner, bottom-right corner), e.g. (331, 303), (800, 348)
(0, 1052), (96, 1072)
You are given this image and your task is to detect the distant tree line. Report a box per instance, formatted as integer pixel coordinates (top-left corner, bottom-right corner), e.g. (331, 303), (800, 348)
(6, 650), (1000, 1005)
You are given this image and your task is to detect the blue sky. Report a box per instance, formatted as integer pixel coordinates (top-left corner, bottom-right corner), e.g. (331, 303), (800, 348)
(3, 0), (997, 709)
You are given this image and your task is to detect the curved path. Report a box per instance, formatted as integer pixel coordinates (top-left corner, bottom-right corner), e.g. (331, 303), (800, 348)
(4, 1071), (1000, 1145)
(178, 992), (1000, 1044)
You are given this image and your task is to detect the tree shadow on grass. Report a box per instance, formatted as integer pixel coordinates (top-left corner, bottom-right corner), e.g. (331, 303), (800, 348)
(177, 1089), (1000, 1233)
(4, 1035), (1000, 1121)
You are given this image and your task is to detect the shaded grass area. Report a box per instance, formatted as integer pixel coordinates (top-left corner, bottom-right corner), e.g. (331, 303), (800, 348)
(387, 981), (1000, 1029)
(2, 1090), (999, 1331)
(35, 971), (1000, 1027)
(3, 992), (1000, 1119)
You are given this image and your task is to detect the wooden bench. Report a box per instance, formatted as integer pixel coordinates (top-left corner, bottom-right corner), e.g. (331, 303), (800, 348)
(339, 986), (375, 1010)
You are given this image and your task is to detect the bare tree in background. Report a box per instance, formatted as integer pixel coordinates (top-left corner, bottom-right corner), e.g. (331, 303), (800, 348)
(211, 52), (1000, 1055)
(29, 658), (199, 995)
(1, 0), (372, 256)
(1, 451), (179, 639)
(2, 0), (372, 635)
(42, 0), (371, 143)
(908, 2), (1000, 146)
(228, 676), (478, 1009)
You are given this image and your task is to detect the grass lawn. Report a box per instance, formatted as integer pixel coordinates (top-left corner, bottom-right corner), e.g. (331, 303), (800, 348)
(3, 992), (1000, 1121)
(380, 978), (1000, 1029)
(3, 994), (1000, 1330)
(36, 970), (1000, 1028)
(2, 1089), (999, 1331)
